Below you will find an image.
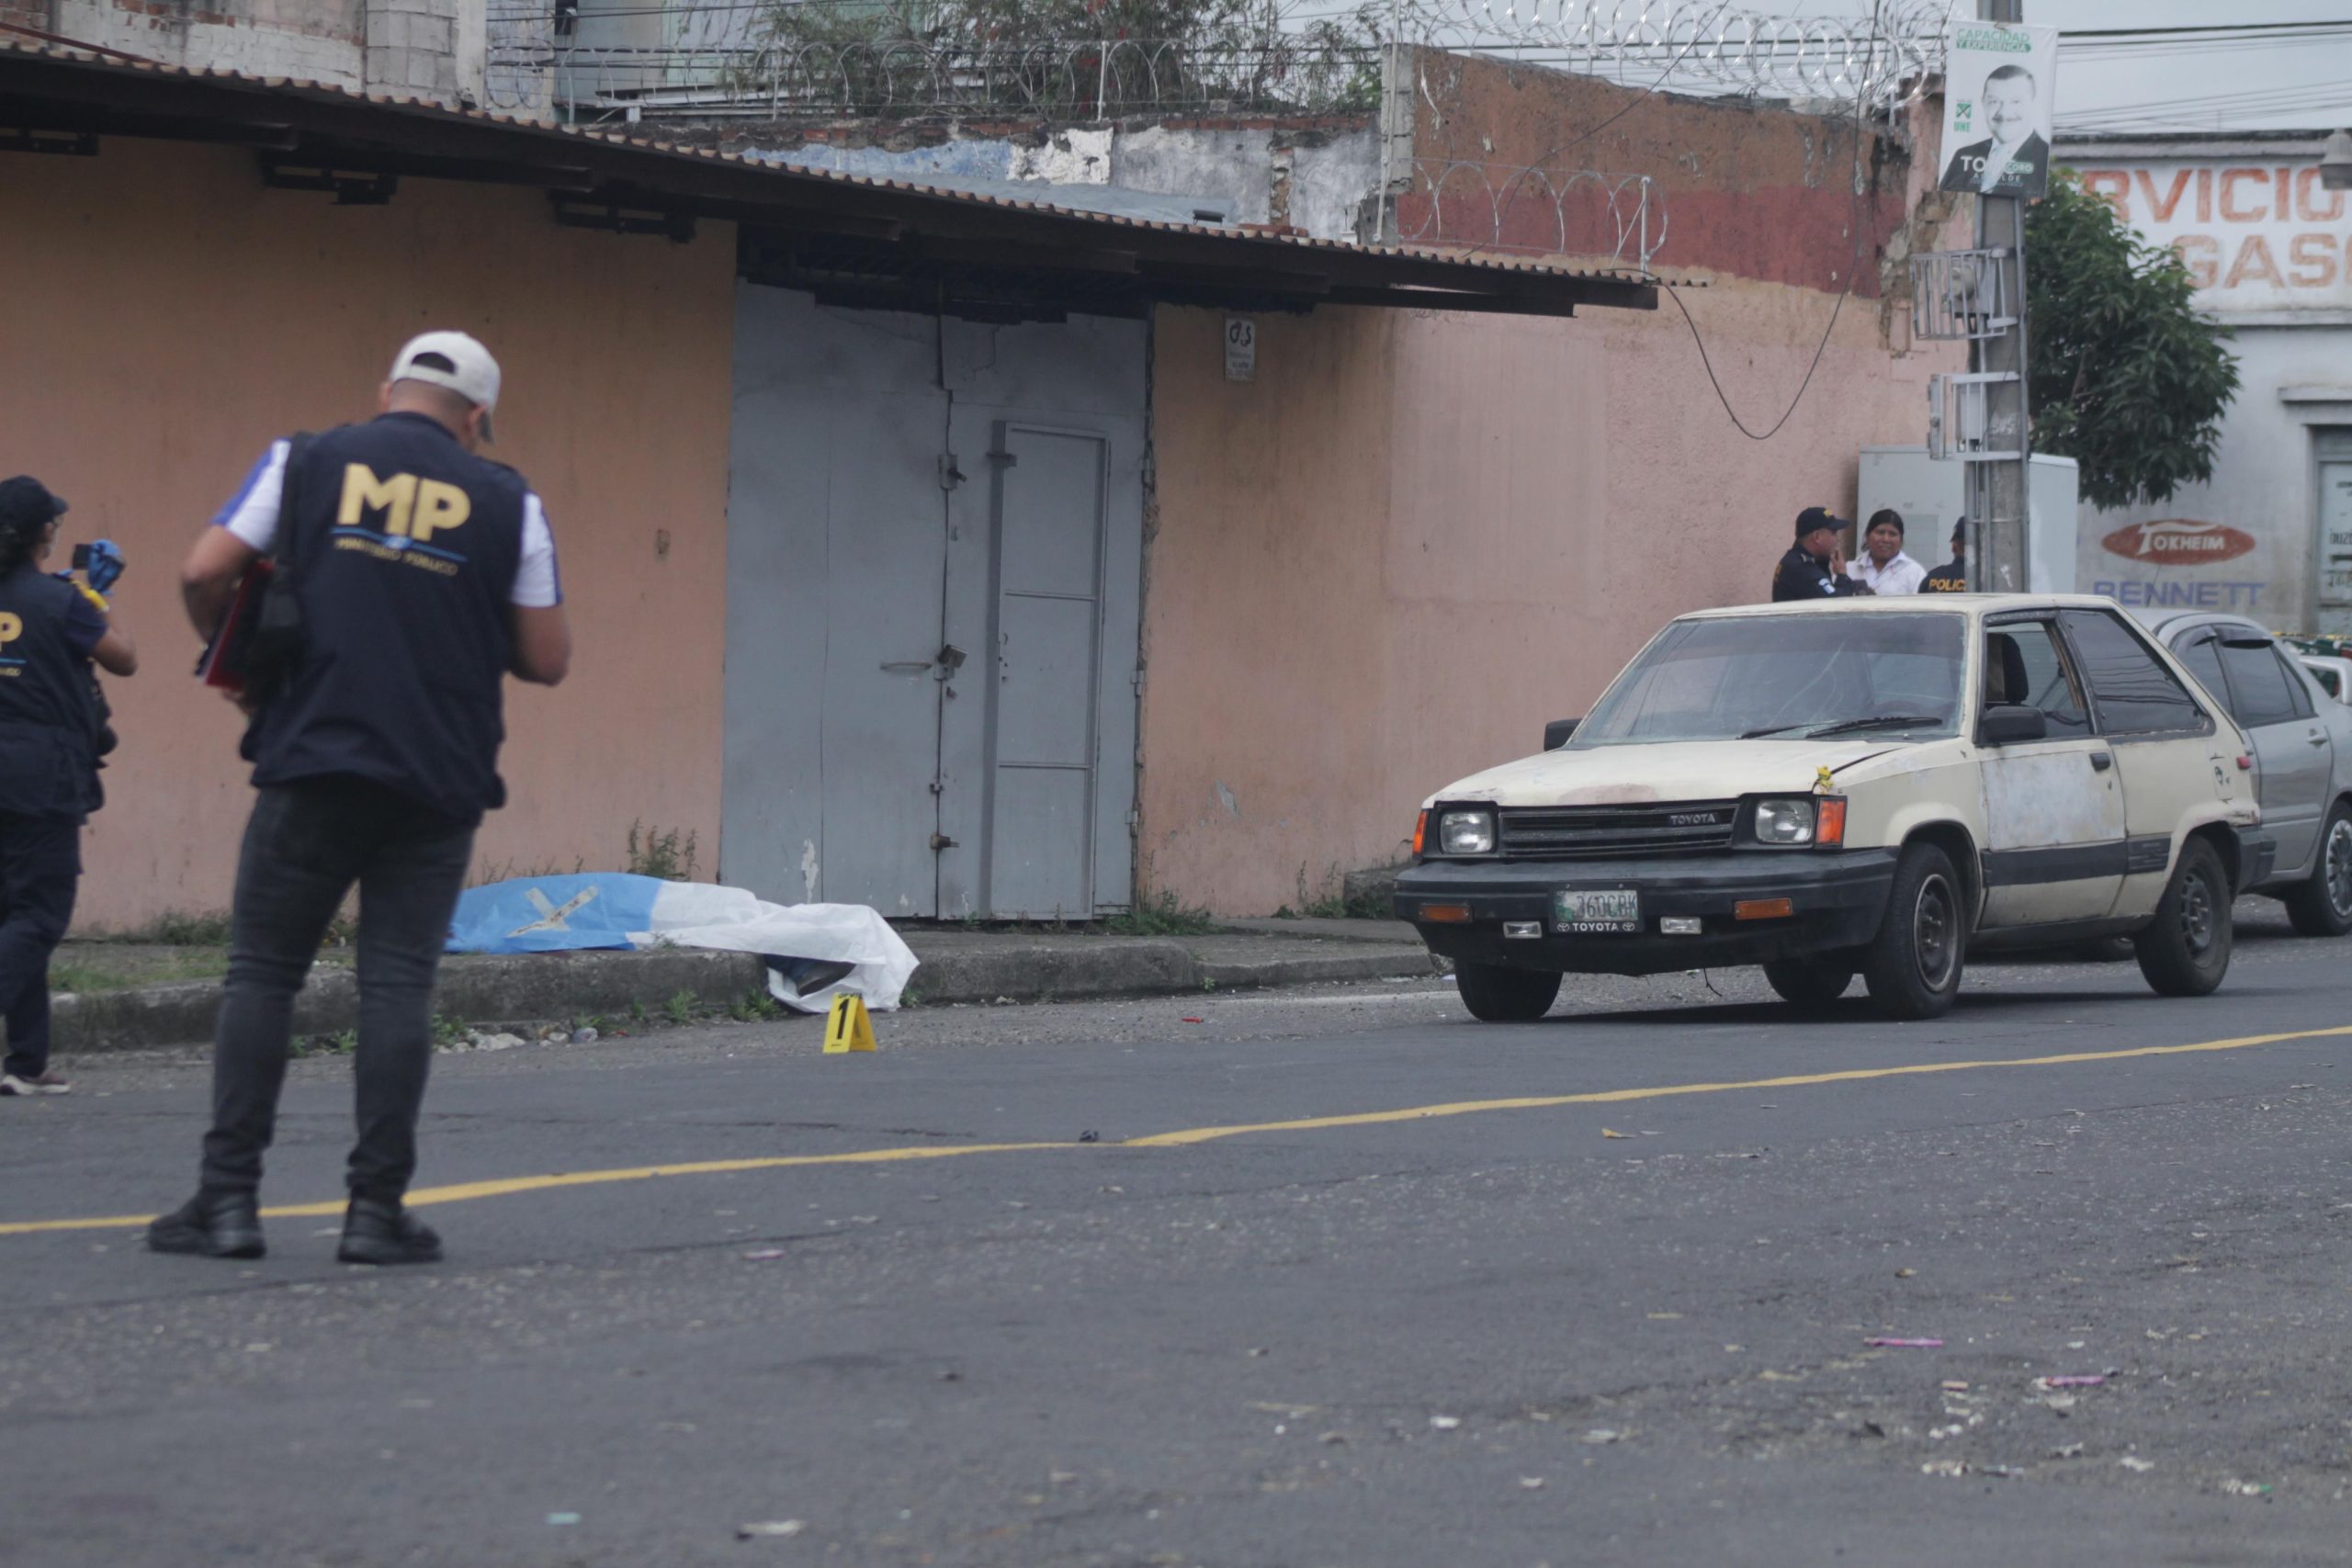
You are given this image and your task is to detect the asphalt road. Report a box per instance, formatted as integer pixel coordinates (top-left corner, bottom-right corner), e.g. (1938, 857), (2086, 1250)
(4, 905), (2348, 1567)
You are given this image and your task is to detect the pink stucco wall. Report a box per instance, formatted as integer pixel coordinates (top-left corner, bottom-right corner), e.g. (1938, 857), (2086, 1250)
(2, 137), (734, 928)
(1142, 295), (1956, 914)
(1140, 65), (1970, 913)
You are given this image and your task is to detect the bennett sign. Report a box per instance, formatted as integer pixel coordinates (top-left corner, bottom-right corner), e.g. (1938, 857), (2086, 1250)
(2101, 519), (2258, 565)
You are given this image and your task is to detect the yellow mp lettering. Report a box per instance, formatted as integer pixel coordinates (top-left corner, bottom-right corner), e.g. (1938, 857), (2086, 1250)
(410, 479), (471, 544)
(339, 465), (418, 536)
(0, 613), (19, 645)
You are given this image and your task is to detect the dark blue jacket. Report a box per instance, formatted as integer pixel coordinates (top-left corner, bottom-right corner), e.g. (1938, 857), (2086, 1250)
(0, 563), (103, 822)
(246, 413), (526, 825)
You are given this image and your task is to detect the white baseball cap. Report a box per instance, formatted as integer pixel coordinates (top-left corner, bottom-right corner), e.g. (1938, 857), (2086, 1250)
(389, 331), (501, 441)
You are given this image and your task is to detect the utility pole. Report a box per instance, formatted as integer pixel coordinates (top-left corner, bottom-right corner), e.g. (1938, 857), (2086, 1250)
(1966, 0), (2030, 592)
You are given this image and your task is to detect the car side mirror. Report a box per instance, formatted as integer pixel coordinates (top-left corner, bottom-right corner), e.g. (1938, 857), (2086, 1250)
(1544, 717), (1580, 750)
(1977, 705), (2047, 746)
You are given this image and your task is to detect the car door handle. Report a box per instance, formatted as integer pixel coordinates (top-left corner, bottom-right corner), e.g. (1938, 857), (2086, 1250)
(2309, 733), (2330, 747)
(2090, 752), (2113, 772)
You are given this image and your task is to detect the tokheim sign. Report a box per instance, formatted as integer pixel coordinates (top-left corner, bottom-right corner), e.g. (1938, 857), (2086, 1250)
(2101, 519), (2258, 565)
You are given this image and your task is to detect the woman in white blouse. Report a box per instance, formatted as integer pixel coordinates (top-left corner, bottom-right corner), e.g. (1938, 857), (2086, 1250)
(1848, 509), (1927, 596)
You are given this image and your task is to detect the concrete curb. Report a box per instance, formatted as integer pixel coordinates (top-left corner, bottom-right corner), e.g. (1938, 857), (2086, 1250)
(52, 935), (1443, 1055)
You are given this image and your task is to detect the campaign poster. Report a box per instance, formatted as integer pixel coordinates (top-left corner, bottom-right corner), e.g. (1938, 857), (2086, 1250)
(1939, 23), (2059, 199)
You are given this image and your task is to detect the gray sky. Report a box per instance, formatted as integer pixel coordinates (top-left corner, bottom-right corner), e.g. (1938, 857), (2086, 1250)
(1804, 0), (2352, 132)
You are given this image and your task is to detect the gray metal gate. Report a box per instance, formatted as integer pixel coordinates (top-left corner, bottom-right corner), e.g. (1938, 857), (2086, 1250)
(723, 286), (1145, 919)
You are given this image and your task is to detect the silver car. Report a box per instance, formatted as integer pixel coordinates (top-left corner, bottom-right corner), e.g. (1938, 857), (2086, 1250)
(2143, 611), (2352, 935)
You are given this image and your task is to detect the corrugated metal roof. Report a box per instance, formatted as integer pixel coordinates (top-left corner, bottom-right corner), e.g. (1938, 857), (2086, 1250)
(0, 36), (1657, 316)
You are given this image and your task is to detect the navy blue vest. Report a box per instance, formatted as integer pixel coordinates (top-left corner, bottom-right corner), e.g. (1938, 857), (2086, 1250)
(246, 413), (527, 824)
(0, 562), (102, 822)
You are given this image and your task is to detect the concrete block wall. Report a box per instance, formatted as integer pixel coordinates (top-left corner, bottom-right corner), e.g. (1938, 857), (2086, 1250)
(365, 0), (485, 105)
(49, 2), (368, 85)
(41, 2), (486, 107)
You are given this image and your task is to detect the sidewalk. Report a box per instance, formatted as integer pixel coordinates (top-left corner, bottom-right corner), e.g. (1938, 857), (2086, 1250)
(48, 919), (1443, 1055)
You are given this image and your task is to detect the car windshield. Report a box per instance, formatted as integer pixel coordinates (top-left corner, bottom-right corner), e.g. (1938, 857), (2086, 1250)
(1572, 612), (1968, 746)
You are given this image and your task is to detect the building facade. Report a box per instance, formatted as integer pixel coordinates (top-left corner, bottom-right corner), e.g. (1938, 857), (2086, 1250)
(2060, 132), (2352, 634)
(5, 18), (1967, 928)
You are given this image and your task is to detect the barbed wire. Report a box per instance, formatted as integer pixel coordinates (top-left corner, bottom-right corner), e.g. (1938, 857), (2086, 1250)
(1404, 1), (1948, 105)
(485, 36), (1381, 116)
(1399, 160), (1664, 267)
(485, 0), (1953, 118)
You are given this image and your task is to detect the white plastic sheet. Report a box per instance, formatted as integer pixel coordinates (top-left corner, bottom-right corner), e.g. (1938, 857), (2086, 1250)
(447, 874), (919, 1013)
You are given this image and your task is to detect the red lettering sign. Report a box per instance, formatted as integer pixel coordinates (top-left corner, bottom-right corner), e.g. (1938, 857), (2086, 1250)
(2101, 519), (2257, 566)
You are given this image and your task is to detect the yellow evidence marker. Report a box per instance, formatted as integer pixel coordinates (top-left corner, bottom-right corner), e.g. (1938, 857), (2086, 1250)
(823, 993), (876, 1054)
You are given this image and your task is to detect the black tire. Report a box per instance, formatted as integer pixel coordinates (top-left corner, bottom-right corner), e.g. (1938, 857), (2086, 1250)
(1762, 958), (1855, 1005)
(1455, 960), (1563, 1022)
(2135, 838), (2233, 997)
(1861, 843), (1967, 1021)
(2282, 803), (2352, 938)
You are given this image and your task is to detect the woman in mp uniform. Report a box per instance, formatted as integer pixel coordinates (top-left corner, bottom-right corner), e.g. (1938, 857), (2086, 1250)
(0, 477), (136, 1098)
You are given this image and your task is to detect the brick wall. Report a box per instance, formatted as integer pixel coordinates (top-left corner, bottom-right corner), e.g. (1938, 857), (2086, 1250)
(0, 1), (56, 39)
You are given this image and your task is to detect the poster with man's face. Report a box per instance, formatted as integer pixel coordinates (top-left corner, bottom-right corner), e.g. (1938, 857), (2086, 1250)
(1939, 22), (2059, 199)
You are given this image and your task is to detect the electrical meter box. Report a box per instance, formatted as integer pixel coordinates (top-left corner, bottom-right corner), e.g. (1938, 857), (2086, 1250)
(1858, 447), (2079, 593)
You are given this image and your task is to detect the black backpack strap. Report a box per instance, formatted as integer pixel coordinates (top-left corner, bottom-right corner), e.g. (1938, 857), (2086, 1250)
(245, 432), (314, 705)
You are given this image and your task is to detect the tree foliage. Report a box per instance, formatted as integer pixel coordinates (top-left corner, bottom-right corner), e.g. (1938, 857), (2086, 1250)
(2025, 170), (2240, 512)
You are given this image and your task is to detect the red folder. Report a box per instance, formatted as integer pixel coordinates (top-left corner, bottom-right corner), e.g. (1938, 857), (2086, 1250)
(195, 559), (274, 693)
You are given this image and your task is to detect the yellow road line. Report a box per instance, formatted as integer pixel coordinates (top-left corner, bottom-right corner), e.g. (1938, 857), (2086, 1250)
(6, 1023), (2346, 1239)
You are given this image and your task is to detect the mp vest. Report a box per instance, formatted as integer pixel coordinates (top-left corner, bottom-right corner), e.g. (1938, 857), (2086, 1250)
(245, 412), (526, 824)
(0, 562), (102, 821)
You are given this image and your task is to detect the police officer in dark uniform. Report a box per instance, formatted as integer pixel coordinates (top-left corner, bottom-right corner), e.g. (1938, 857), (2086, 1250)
(151, 333), (571, 1264)
(1771, 506), (1870, 603)
(1922, 518), (1969, 592)
(0, 477), (138, 1099)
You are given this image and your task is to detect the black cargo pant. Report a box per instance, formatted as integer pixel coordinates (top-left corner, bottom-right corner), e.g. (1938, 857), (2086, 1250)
(0, 812), (80, 1082)
(200, 777), (473, 1204)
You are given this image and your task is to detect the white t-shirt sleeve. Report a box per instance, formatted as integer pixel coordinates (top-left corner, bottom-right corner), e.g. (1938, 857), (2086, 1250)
(513, 492), (562, 608)
(212, 440), (289, 552)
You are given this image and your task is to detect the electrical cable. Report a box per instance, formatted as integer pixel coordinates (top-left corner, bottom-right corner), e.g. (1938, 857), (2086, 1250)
(1659, 0), (1880, 444)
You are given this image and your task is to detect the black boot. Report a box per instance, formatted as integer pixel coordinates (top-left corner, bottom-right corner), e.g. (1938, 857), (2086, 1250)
(147, 1191), (266, 1260)
(337, 1198), (442, 1266)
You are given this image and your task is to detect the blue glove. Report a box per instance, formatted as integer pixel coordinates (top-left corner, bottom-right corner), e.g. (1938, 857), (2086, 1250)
(84, 538), (125, 595)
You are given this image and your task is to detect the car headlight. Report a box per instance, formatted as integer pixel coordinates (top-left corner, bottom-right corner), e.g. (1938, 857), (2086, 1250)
(1437, 809), (1496, 854)
(1754, 798), (1817, 844)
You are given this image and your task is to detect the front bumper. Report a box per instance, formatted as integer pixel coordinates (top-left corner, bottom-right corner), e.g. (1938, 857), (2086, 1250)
(1395, 849), (1899, 976)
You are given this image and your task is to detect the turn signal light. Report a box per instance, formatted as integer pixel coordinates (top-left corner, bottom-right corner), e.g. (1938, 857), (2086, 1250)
(1815, 796), (1848, 848)
(1734, 897), (1794, 921)
(1412, 809), (1428, 856)
(1419, 903), (1473, 923)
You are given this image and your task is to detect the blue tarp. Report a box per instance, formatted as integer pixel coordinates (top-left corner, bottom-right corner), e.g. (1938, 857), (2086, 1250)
(447, 873), (667, 954)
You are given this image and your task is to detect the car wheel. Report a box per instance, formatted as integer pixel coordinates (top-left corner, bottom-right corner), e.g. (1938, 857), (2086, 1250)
(1861, 843), (1966, 1021)
(2282, 803), (2352, 938)
(1454, 960), (1563, 1022)
(1762, 958), (1854, 1005)
(2135, 838), (2233, 997)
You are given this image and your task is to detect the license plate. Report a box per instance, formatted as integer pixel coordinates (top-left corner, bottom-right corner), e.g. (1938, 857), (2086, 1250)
(1555, 888), (1640, 933)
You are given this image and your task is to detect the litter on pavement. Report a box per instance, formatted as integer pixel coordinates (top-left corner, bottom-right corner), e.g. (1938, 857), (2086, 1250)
(1864, 1337), (1944, 1348)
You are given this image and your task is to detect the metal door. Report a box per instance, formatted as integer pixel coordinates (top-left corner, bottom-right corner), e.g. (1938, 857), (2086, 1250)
(934, 313), (1146, 920)
(977, 423), (1109, 919)
(1977, 619), (2126, 925)
(723, 288), (951, 916)
(2320, 436), (2352, 632)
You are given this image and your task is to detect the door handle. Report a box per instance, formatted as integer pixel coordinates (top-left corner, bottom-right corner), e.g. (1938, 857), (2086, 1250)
(2090, 752), (2113, 772)
(2309, 733), (2330, 747)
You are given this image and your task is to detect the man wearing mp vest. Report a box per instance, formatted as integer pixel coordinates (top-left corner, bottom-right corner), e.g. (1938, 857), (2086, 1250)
(152, 332), (571, 1266)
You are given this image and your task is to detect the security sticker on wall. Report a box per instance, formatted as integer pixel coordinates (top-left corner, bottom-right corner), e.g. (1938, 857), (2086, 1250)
(1225, 314), (1257, 382)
